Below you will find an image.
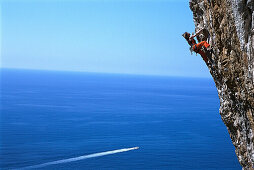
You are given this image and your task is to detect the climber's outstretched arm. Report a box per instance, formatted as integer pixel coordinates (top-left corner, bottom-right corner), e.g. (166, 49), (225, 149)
(190, 28), (204, 39)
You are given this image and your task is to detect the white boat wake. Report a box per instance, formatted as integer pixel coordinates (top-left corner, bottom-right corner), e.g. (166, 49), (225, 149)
(14, 147), (139, 170)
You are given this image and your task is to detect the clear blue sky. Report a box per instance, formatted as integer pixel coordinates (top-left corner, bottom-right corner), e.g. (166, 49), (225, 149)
(1, 0), (210, 77)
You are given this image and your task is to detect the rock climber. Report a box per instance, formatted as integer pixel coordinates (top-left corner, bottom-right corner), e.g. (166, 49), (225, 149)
(182, 29), (212, 63)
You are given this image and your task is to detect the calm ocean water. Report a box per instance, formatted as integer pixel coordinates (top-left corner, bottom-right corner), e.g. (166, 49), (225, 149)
(1, 69), (241, 169)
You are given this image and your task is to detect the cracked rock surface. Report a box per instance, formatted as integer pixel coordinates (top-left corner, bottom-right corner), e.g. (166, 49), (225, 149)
(189, 0), (254, 169)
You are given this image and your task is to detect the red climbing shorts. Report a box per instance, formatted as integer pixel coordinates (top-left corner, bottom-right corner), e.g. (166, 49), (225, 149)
(192, 41), (210, 52)
(192, 41), (210, 63)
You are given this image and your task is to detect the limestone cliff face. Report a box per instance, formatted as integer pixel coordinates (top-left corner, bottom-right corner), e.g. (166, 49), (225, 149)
(189, 0), (254, 169)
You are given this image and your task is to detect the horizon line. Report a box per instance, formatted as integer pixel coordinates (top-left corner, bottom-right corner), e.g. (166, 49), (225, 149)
(0, 67), (212, 79)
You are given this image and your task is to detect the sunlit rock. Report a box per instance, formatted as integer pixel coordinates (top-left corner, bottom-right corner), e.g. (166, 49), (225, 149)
(189, 0), (254, 169)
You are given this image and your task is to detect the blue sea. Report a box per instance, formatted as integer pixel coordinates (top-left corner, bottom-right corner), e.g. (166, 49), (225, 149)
(1, 69), (241, 169)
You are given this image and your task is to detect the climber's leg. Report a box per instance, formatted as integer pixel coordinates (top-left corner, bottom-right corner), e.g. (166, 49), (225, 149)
(202, 41), (210, 48)
(195, 41), (210, 49)
(198, 50), (208, 63)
